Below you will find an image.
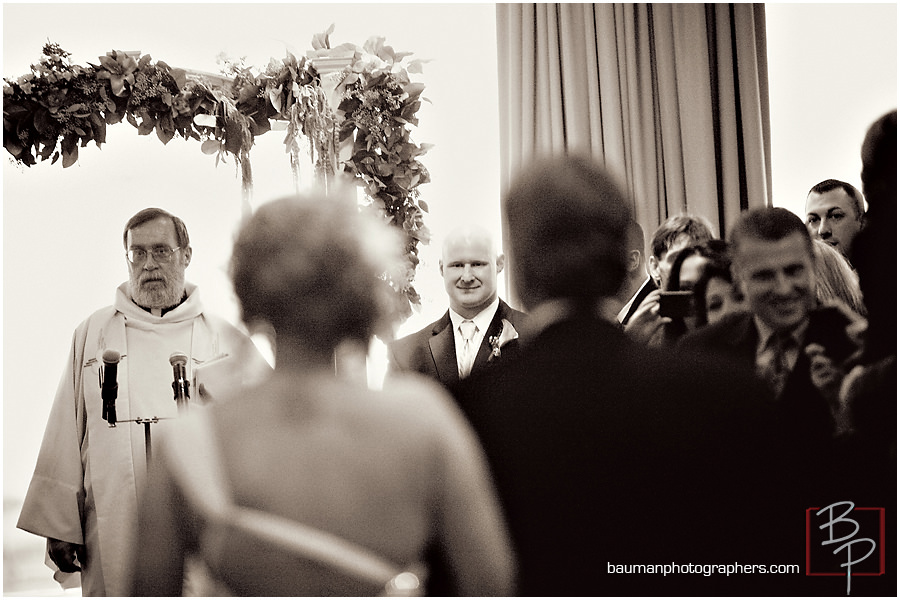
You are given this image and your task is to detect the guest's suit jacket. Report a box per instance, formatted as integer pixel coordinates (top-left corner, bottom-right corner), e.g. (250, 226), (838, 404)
(679, 309), (845, 444)
(678, 308), (860, 504)
(387, 299), (527, 389)
(619, 277), (657, 326)
(454, 312), (794, 596)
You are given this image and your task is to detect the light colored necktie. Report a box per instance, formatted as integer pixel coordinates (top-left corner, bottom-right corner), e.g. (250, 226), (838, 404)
(459, 320), (477, 378)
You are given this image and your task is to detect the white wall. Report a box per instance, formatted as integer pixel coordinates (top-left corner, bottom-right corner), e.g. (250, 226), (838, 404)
(767, 3), (897, 214)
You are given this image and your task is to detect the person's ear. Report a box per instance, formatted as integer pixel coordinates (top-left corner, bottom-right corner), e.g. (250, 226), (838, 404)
(496, 253), (506, 273)
(182, 246), (192, 268)
(628, 250), (642, 273)
(438, 259), (444, 276)
(648, 255), (661, 285)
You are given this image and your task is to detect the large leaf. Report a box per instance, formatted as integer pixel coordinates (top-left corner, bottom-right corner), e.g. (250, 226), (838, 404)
(170, 68), (187, 89)
(97, 55), (119, 71)
(248, 115), (271, 137)
(32, 109), (56, 136)
(3, 104), (30, 118)
(200, 139), (220, 154)
(136, 109), (155, 135)
(237, 83), (259, 104)
(311, 24), (336, 51)
(110, 75), (128, 97)
(404, 82), (425, 99)
(156, 113), (175, 144)
(3, 135), (23, 158)
(406, 59), (429, 74)
(61, 135), (78, 167)
(363, 36), (386, 57)
(89, 112), (107, 144)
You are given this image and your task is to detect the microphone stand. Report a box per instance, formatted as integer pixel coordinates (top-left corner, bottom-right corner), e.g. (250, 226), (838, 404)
(109, 416), (169, 463)
(103, 352), (192, 465)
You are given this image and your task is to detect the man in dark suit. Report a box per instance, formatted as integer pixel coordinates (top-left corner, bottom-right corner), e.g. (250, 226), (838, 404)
(605, 219), (655, 326)
(455, 156), (791, 596)
(388, 224), (527, 389)
(679, 208), (856, 475)
(623, 213), (714, 342)
(677, 207), (895, 596)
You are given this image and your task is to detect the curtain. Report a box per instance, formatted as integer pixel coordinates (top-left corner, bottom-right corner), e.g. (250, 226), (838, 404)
(497, 3), (771, 269)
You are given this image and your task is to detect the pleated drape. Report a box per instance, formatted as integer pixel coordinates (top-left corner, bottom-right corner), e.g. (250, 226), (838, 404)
(497, 3), (772, 299)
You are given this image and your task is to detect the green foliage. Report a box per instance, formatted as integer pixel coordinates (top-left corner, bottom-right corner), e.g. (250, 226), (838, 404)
(3, 33), (432, 319)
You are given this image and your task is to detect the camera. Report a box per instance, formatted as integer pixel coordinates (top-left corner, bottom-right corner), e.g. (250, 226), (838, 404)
(657, 291), (694, 319)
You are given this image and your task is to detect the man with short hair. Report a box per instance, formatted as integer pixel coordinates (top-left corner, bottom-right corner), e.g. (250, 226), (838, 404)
(455, 156), (782, 596)
(679, 207), (858, 503)
(17, 208), (270, 596)
(387, 225), (526, 389)
(647, 214), (716, 289)
(804, 178), (865, 258)
(623, 214), (714, 343)
(607, 219), (653, 326)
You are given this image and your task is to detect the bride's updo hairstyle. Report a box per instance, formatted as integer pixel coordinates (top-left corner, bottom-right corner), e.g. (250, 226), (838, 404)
(231, 193), (400, 354)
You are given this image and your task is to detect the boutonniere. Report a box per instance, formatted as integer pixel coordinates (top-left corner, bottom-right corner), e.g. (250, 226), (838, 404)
(488, 319), (519, 362)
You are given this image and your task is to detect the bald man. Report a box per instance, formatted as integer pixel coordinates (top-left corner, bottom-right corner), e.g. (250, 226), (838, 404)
(387, 225), (527, 389)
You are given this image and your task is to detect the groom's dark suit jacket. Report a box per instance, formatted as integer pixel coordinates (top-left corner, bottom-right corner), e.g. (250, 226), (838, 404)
(454, 313), (806, 597)
(387, 299), (527, 389)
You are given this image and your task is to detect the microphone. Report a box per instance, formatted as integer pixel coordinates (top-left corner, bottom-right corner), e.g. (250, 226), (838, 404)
(169, 352), (190, 412)
(100, 350), (120, 426)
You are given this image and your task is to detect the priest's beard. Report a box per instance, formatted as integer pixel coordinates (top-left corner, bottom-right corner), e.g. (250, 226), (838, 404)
(130, 269), (185, 309)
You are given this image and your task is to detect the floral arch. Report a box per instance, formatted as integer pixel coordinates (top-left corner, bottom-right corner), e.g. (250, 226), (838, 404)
(3, 27), (431, 320)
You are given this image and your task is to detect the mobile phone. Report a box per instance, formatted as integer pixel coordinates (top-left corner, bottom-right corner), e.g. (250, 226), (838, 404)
(805, 305), (859, 364)
(657, 291), (694, 319)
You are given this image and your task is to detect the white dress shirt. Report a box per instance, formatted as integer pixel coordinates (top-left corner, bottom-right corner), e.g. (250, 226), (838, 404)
(449, 297), (500, 377)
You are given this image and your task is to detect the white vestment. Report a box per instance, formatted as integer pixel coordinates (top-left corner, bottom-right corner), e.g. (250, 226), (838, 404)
(17, 282), (269, 596)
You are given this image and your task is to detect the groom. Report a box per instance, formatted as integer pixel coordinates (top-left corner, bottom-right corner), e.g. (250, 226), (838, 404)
(387, 224), (527, 389)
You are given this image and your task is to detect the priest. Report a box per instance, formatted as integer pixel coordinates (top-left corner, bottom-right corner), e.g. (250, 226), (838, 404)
(17, 208), (270, 596)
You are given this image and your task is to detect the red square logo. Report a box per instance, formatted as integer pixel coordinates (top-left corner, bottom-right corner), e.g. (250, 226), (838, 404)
(806, 503), (885, 578)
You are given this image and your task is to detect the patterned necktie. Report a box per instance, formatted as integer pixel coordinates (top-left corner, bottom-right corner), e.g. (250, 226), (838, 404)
(459, 320), (477, 378)
(764, 331), (796, 397)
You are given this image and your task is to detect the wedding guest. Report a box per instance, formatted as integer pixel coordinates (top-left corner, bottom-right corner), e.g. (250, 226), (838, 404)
(678, 208), (861, 504)
(657, 240), (731, 344)
(610, 219), (654, 326)
(837, 110), (897, 540)
(691, 248), (744, 328)
(804, 178), (865, 259)
(131, 195), (514, 596)
(387, 224), (527, 389)
(624, 213), (715, 346)
(852, 109), (897, 365)
(456, 155), (782, 596)
(16, 208), (270, 596)
(811, 238), (866, 317)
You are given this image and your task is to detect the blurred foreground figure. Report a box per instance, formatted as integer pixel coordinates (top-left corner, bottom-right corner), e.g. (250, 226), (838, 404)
(840, 111), (897, 595)
(130, 195), (514, 596)
(456, 156), (785, 596)
(17, 208), (268, 596)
